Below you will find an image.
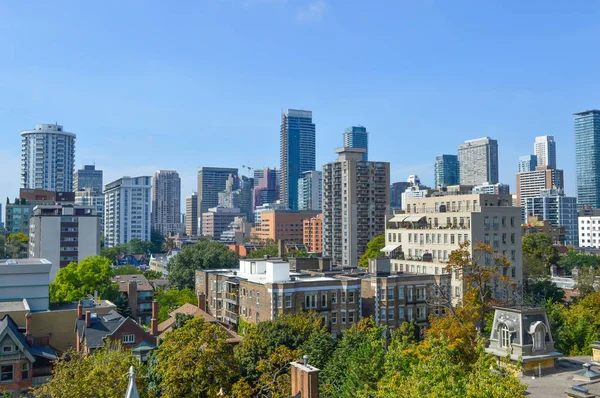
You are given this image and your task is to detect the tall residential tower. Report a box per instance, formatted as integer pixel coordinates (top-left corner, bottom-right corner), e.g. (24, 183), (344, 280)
(344, 126), (368, 161)
(458, 137), (499, 185)
(534, 135), (557, 170)
(575, 110), (600, 208)
(434, 154), (459, 188)
(152, 170), (183, 236)
(21, 123), (76, 192)
(280, 109), (316, 210)
(74, 165), (103, 193)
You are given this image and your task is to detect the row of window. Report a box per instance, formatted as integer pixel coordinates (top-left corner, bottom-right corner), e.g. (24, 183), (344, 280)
(0, 363), (29, 382)
(380, 306), (426, 321)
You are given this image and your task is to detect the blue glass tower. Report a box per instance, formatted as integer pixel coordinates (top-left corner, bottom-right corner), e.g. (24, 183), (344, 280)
(434, 154), (459, 187)
(344, 126), (368, 161)
(575, 110), (600, 208)
(280, 109), (315, 210)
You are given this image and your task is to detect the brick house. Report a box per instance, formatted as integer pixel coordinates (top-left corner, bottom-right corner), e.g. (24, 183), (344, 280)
(0, 314), (57, 396)
(74, 301), (158, 360)
(111, 274), (155, 323)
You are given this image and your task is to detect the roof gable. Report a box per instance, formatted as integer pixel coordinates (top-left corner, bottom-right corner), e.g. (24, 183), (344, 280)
(0, 314), (35, 362)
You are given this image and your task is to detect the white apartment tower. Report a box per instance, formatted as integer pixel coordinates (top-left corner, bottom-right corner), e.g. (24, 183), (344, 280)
(322, 148), (390, 267)
(104, 176), (152, 247)
(458, 137), (499, 186)
(534, 135), (557, 170)
(152, 170), (183, 236)
(383, 194), (523, 305)
(298, 170), (322, 211)
(21, 123), (76, 192)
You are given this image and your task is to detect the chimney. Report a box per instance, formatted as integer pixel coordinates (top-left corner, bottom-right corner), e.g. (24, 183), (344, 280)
(85, 311), (91, 328)
(77, 300), (83, 320)
(290, 359), (319, 398)
(128, 281), (138, 320)
(25, 313), (33, 346)
(278, 239), (285, 258)
(197, 293), (206, 312)
(150, 300), (158, 336)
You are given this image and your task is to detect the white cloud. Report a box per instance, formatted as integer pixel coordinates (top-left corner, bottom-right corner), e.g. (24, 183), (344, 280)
(296, 0), (326, 23)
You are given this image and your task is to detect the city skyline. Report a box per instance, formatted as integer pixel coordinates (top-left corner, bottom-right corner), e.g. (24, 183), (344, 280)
(1, 1), (598, 207)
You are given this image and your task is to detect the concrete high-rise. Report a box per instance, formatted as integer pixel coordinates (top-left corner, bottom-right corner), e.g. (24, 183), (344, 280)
(575, 110), (600, 208)
(218, 174), (254, 222)
(74, 165), (103, 194)
(185, 192), (198, 236)
(152, 170), (183, 236)
(524, 189), (578, 246)
(516, 166), (564, 221)
(29, 203), (101, 281)
(280, 109), (315, 210)
(518, 155), (537, 173)
(75, 187), (105, 232)
(344, 126), (368, 161)
(298, 170), (322, 211)
(534, 135), (557, 169)
(197, 167), (238, 229)
(458, 137), (499, 185)
(21, 123), (76, 192)
(104, 176), (152, 247)
(253, 168), (279, 211)
(322, 148), (390, 267)
(434, 154), (459, 188)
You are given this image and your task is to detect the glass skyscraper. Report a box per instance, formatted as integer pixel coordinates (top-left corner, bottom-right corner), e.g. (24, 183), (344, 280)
(434, 154), (459, 188)
(518, 155), (537, 173)
(280, 109), (315, 210)
(344, 126), (368, 161)
(575, 110), (600, 208)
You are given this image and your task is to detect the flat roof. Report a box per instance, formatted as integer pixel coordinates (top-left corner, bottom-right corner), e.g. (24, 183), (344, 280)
(0, 300), (29, 312)
(0, 258), (51, 266)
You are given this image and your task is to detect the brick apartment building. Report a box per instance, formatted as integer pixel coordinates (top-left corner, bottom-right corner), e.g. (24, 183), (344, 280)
(252, 210), (320, 243)
(111, 274), (155, 323)
(303, 214), (323, 253)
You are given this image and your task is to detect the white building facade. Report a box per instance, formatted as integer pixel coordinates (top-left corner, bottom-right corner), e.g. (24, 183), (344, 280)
(534, 135), (557, 170)
(0, 258), (52, 311)
(578, 208), (600, 249)
(75, 187), (105, 232)
(524, 188), (578, 246)
(297, 170), (322, 211)
(104, 176), (152, 247)
(21, 124), (76, 192)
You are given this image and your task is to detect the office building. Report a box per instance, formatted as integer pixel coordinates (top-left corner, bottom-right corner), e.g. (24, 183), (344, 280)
(434, 155), (459, 188)
(298, 170), (322, 211)
(344, 126), (368, 161)
(280, 109), (316, 210)
(390, 182), (410, 209)
(472, 182), (510, 195)
(384, 194), (522, 305)
(534, 135), (557, 169)
(74, 165), (103, 193)
(197, 167), (238, 228)
(252, 210), (320, 243)
(516, 166), (564, 221)
(218, 175), (254, 222)
(524, 189), (578, 246)
(253, 168), (280, 211)
(575, 110), (600, 208)
(322, 148), (390, 267)
(202, 207), (242, 241)
(303, 214), (323, 253)
(21, 123), (76, 192)
(185, 192), (198, 236)
(196, 258), (362, 334)
(518, 155), (538, 173)
(151, 170), (183, 236)
(29, 203), (101, 280)
(578, 208), (600, 249)
(0, 258), (52, 312)
(75, 187), (105, 232)
(253, 202), (287, 226)
(104, 176), (152, 247)
(458, 137), (499, 185)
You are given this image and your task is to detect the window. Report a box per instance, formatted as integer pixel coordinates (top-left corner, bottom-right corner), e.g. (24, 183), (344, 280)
(256, 292), (260, 304)
(450, 234), (455, 244)
(381, 308), (386, 320)
(256, 312), (260, 322)
(407, 288), (413, 301)
(277, 294), (283, 309)
(511, 268), (516, 278)
(285, 294), (292, 308)
(501, 216), (506, 227)
(122, 334), (135, 344)
(511, 233), (516, 244)
(348, 311), (355, 323)
(341, 291), (346, 303)
(510, 217), (515, 227)
(21, 363), (29, 380)
(407, 307), (413, 320)
(398, 308), (405, 318)
(0, 365), (13, 382)
(455, 286), (460, 297)
(341, 312), (347, 324)
(388, 308), (394, 320)
(484, 216), (490, 230)
(331, 292), (337, 304)
(416, 307), (425, 320)
(331, 312), (337, 324)
(533, 324), (546, 351)
(398, 287), (404, 299)
(321, 293), (328, 307)
(348, 291), (355, 303)
(500, 324), (511, 348)
(1, 345), (14, 353)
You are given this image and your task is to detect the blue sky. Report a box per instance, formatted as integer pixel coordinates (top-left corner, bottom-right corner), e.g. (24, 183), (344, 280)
(1, 0), (599, 209)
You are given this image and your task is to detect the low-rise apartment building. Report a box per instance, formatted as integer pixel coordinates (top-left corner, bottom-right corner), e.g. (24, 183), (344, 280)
(303, 214), (323, 253)
(252, 210), (320, 243)
(384, 194), (523, 305)
(195, 258), (361, 335)
(111, 274), (155, 323)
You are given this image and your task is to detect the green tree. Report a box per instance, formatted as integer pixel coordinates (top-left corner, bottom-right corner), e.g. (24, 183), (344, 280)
(153, 317), (238, 397)
(6, 232), (28, 259)
(576, 266), (600, 298)
(320, 318), (387, 398)
(174, 312), (194, 330)
(0, 235), (6, 259)
(153, 287), (197, 322)
(522, 233), (558, 267)
(128, 238), (155, 254)
(113, 294), (132, 318)
(559, 250), (600, 272)
(50, 256), (119, 304)
(163, 236), (177, 252)
(113, 265), (143, 275)
(525, 279), (565, 304)
(167, 240), (239, 289)
(33, 342), (147, 398)
(144, 270), (164, 280)
(551, 292), (600, 355)
(246, 243), (280, 259)
(150, 229), (164, 253)
(358, 235), (385, 268)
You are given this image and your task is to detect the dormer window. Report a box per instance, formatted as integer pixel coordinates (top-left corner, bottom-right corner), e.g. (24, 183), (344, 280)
(1, 345), (15, 353)
(122, 334), (135, 344)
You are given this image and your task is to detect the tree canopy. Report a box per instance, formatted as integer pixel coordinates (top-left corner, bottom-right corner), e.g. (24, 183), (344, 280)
(167, 240), (239, 289)
(153, 287), (197, 322)
(358, 234), (385, 268)
(6, 232), (28, 259)
(33, 342), (146, 398)
(49, 256), (118, 304)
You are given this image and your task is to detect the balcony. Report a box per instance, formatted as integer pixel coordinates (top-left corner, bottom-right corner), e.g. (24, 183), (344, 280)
(224, 292), (239, 304)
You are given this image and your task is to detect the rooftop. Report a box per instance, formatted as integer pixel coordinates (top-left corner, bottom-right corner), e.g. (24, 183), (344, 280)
(112, 275), (154, 292)
(524, 356), (600, 397)
(0, 258), (51, 266)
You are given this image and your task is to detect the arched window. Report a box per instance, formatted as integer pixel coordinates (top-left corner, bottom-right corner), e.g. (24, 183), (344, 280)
(500, 324), (511, 348)
(529, 321), (547, 352)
